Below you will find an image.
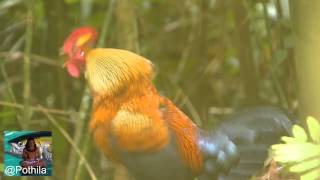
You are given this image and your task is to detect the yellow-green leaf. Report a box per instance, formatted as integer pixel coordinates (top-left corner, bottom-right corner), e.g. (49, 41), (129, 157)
(272, 143), (320, 163)
(272, 116), (320, 180)
(307, 116), (320, 143)
(281, 136), (298, 143)
(292, 125), (308, 142)
(301, 169), (320, 180)
(289, 157), (320, 173)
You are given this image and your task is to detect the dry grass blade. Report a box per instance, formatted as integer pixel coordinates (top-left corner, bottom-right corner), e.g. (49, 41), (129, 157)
(0, 0), (22, 11)
(0, 101), (71, 117)
(40, 106), (97, 180)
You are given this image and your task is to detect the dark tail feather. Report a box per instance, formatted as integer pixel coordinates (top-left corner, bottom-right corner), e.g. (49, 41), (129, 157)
(198, 106), (292, 180)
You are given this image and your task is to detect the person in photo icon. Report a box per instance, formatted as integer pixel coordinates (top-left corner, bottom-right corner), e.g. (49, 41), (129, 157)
(21, 137), (46, 168)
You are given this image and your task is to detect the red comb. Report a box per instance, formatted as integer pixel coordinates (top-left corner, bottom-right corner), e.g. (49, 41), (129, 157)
(63, 27), (97, 56)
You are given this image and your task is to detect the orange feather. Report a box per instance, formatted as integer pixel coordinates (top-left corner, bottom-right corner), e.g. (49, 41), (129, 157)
(161, 97), (203, 173)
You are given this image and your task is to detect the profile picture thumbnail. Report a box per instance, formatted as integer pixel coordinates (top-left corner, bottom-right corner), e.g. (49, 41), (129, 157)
(4, 131), (52, 176)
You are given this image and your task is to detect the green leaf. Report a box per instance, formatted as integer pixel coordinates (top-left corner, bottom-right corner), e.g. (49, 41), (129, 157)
(272, 143), (320, 162)
(281, 136), (298, 143)
(307, 116), (320, 143)
(272, 116), (320, 180)
(289, 157), (320, 173)
(292, 125), (308, 142)
(301, 169), (320, 180)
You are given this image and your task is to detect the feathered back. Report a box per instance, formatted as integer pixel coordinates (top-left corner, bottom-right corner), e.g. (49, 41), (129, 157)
(85, 48), (154, 96)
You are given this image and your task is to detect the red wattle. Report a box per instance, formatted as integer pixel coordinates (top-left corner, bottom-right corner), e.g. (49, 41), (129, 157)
(66, 62), (80, 78)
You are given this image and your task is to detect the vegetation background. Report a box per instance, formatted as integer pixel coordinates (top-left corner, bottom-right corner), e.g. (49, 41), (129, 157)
(0, 0), (319, 179)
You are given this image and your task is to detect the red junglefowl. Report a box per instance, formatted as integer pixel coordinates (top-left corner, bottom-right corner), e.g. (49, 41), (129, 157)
(62, 27), (292, 180)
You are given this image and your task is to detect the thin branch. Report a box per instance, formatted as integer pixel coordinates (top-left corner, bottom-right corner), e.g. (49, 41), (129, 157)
(0, 61), (17, 103)
(0, 101), (72, 116)
(0, 51), (62, 67)
(233, 0), (259, 105)
(31, 53), (62, 66)
(173, 0), (199, 83)
(176, 88), (202, 126)
(40, 106), (97, 180)
(0, 21), (26, 36)
(168, 76), (202, 126)
(208, 107), (233, 115)
(0, 0), (22, 11)
(74, 129), (92, 180)
(0, 34), (25, 127)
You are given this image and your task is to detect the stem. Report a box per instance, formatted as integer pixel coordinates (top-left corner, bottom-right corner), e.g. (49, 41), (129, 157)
(23, 0), (33, 128)
(290, 0), (320, 119)
(233, 0), (259, 105)
(116, 0), (139, 52)
(66, 87), (91, 179)
(0, 35), (24, 127)
(97, 0), (116, 47)
(40, 106), (97, 180)
(74, 129), (92, 180)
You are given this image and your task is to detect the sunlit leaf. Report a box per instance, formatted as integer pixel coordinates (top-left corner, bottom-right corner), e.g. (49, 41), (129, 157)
(272, 143), (320, 162)
(307, 116), (320, 143)
(301, 169), (320, 180)
(272, 116), (320, 180)
(281, 136), (297, 143)
(289, 157), (320, 173)
(292, 125), (307, 142)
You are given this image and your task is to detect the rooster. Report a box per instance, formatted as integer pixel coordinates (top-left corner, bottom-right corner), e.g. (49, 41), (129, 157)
(62, 27), (292, 180)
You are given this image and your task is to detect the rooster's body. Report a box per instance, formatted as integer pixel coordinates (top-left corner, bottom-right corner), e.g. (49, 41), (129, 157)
(63, 27), (292, 180)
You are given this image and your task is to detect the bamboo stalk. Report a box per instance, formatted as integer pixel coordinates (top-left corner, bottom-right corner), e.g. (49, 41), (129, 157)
(97, 0), (116, 47)
(290, 0), (320, 119)
(80, 0), (93, 23)
(116, 0), (139, 52)
(23, 0), (34, 128)
(233, 0), (259, 105)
